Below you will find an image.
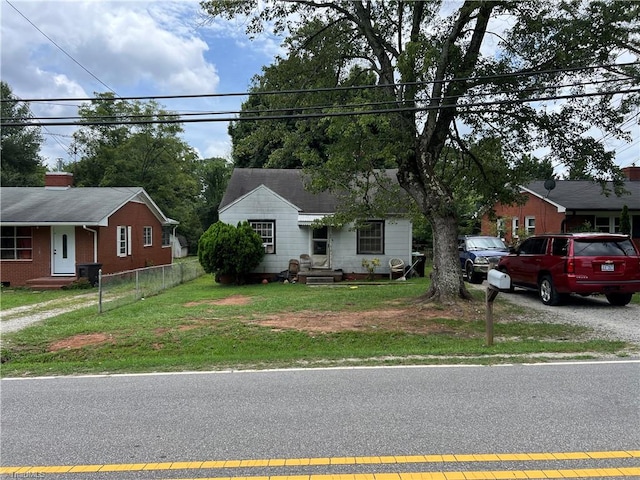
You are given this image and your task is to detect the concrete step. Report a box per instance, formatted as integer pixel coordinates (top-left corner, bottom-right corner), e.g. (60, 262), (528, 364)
(306, 276), (335, 284)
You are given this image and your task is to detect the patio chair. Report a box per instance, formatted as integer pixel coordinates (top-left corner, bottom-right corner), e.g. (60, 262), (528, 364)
(389, 258), (405, 280)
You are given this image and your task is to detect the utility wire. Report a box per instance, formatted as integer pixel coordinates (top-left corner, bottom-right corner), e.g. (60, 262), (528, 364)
(2, 61), (638, 104)
(9, 77), (633, 123)
(3, 87), (639, 127)
(4, 0), (118, 96)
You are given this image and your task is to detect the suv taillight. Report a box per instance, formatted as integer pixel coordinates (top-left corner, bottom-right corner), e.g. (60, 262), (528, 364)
(566, 258), (575, 274)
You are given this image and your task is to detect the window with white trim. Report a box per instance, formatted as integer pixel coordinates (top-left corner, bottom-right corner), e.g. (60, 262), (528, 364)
(162, 227), (171, 247)
(1, 226), (32, 260)
(512, 217), (519, 239)
(143, 226), (153, 246)
(595, 216), (620, 233)
(117, 226), (132, 257)
(250, 220), (275, 254)
(357, 221), (384, 254)
(525, 216), (536, 234)
(496, 218), (505, 238)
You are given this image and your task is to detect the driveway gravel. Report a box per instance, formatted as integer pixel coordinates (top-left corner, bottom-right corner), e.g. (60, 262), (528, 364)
(471, 281), (640, 347)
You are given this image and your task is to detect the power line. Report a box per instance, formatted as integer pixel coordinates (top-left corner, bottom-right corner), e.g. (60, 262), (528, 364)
(2, 61), (638, 105)
(8, 77), (633, 123)
(4, 0), (118, 97)
(3, 86), (638, 127)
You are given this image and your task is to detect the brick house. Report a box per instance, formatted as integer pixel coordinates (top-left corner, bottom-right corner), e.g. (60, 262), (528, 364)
(481, 167), (640, 247)
(0, 173), (177, 288)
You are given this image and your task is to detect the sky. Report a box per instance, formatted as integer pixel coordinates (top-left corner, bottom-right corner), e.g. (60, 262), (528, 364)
(1, 0), (284, 167)
(1, 0), (638, 172)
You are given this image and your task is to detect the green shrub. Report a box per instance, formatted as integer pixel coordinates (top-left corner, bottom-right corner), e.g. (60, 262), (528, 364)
(197, 221), (265, 284)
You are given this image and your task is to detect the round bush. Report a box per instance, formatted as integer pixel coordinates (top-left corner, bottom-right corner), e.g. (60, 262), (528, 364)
(197, 221), (265, 284)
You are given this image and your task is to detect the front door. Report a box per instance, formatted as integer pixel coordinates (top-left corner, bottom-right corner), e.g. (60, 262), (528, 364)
(311, 226), (330, 268)
(52, 226), (76, 275)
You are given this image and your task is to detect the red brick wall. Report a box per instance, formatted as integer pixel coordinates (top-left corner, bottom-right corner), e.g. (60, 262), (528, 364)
(1, 202), (172, 286)
(0, 227), (52, 286)
(481, 193), (565, 245)
(97, 202), (172, 274)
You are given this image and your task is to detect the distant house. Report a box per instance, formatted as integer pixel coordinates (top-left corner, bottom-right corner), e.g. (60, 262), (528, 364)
(218, 168), (413, 282)
(0, 172), (177, 288)
(481, 166), (640, 247)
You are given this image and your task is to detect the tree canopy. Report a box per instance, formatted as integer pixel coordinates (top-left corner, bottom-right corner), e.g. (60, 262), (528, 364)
(1, 81), (46, 186)
(67, 93), (205, 247)
(202, 0), (639, 301)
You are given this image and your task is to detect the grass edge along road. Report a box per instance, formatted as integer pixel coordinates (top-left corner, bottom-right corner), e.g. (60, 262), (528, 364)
(2, 450), (639, 479)
(0, 275), (636, 377)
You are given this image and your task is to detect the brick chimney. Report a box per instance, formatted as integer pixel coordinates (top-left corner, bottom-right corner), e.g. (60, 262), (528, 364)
(622, 166), (640, 181)
(45, 172), (74, 189)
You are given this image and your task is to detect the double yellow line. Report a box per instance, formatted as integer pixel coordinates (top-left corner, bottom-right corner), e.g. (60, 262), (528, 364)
(2, 450), (639, 479)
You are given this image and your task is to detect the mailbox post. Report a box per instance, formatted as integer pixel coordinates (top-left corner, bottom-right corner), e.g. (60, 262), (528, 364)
(486, 269), (511, 346)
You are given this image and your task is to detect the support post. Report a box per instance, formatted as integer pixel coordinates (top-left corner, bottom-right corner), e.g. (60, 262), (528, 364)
(485, 285), (500, 346)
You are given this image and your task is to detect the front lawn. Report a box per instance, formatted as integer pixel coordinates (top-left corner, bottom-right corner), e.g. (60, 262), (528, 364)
(0, 276), (633, 377)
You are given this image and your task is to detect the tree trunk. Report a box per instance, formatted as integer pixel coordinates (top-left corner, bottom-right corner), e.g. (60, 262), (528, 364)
(423, 214), (473, 302)
(397, 150), (473, 303)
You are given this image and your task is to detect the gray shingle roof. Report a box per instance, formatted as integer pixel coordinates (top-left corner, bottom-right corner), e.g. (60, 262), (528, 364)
(219, 169), (339, 213)
(524, 180), (640, 211)
(1, 186), (169, 225)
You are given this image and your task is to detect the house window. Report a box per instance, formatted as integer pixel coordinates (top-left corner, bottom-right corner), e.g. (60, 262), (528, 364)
(357, 221), (384, 254)
(117, 226), (132, 257)
(496, 218), (505, 238)
(595, 216), (619, 233)
(143, 226), (153, 246)
(250, 220), (275, 254)
(162, 227), (171, 247)
(512, 217), (519, 239)
(1, 226), (32, 260)
(525, 216), (536, 234)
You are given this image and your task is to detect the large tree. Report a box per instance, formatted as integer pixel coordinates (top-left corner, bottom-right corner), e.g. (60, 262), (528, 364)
(68, 93), (204, 247)
(0, 81), (46, 186)
(202, 0), (639, 302)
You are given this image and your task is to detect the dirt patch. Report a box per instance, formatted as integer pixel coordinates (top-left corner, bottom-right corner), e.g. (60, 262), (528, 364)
(255, 302), (483, 334)
(184, 295), (252, 307)
(48, 333), (113, 352)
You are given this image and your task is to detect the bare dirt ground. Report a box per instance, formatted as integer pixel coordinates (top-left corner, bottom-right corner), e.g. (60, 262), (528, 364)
(182, 294), (485, 334)
(43, 294), (487, 352)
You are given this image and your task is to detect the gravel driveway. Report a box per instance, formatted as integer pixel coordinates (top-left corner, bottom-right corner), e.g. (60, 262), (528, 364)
(471, 281), (640, 347)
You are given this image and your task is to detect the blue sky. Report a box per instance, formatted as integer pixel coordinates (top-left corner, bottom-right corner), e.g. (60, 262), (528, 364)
(1, 0), (283, 167)
(1, 0), (638, 172)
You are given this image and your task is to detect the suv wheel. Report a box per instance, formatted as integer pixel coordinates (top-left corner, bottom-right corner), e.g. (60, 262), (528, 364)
(539, 275), (562, 306)
(605, 293), (633, 306)
(465, 262), (482, 284)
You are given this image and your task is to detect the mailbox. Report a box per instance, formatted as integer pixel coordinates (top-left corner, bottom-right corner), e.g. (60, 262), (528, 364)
(487, 269), (510, 290)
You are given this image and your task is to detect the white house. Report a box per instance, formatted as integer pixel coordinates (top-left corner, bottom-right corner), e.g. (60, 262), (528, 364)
(218, 169), (413, 282)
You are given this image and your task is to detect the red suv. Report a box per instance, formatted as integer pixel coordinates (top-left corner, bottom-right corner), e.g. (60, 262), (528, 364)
(497, 233), (640, 306)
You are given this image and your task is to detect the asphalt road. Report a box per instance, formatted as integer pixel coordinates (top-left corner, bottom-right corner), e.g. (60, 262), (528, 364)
(2, 362), (639, 479)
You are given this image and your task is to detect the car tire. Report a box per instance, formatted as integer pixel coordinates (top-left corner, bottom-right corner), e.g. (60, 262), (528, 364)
(539, 275), (562, 306)
(465, 262), (482, 284)
(605, 293), (633, 306)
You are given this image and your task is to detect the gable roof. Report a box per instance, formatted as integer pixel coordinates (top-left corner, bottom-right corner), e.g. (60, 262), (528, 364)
(0, 186), (173, 226)
(219, 169), (339, 213)
(523, 180), (640, 211)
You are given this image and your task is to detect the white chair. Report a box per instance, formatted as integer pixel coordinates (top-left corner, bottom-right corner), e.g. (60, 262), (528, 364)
(389, 258), (405, 279)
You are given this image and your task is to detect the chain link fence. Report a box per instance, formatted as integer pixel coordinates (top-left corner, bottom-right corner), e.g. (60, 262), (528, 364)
(98, 259), (205, 313)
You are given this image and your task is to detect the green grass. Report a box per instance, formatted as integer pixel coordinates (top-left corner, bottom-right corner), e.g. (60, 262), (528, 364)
(0, 276), (633, 377)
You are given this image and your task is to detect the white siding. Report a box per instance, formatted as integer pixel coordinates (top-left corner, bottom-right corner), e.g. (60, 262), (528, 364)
(220, 186), (413, 275)
(331, 218), (413, 276)
(219, 186), (308, 274)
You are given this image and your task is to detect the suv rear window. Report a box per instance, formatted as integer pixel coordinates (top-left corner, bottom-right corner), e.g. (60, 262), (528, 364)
(573, 239), (638, 257)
